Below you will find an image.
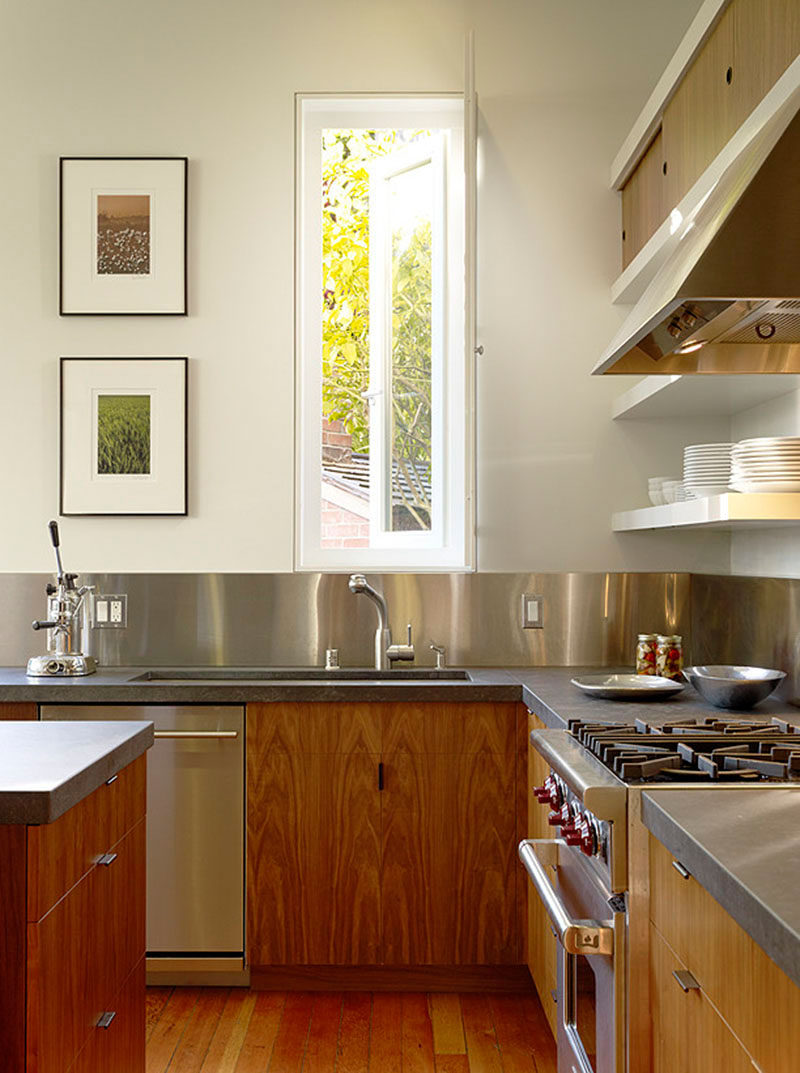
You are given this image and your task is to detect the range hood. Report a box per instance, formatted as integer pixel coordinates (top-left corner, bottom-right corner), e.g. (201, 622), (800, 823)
(594, 69), (800, 375)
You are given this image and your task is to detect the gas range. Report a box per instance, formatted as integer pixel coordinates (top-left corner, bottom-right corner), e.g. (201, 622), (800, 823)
(523, 711), (800, 1073)
(569, 715), (800, 784)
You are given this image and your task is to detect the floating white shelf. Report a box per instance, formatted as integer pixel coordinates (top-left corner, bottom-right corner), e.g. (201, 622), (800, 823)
(613, 494), (800, 532)
(612, 375), (800, 421)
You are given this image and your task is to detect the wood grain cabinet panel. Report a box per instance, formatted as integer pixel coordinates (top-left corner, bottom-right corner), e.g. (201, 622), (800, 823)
(649, 834), (800, 1072)
(621, 129), (667, 268)
(247, 701), (522, 975)
(26, 753), (146, 921)
(662, 4), (737, 212)
(247, 704), (381, 966)
(649, 921), (755, 1073)
(0, 756), (146, 1073)
(0, 703), (37, 720)
(526, 711), (558, 1040)
(730, 0), (800, 131)
(70, 958), (146, 1073)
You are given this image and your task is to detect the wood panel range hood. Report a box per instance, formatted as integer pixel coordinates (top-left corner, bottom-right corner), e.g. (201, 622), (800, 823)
(594, 71), (800, 376)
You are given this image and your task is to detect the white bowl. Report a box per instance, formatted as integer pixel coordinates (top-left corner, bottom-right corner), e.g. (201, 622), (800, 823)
(649, 490), (667, 506)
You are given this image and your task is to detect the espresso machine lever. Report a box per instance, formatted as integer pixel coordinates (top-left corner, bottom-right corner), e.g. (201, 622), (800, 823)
(27, 520), (97, 677)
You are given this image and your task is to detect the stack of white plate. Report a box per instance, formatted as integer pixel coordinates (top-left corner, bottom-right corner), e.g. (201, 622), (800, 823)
(683, 443), (734, 497)
(730, 437), (800, 493)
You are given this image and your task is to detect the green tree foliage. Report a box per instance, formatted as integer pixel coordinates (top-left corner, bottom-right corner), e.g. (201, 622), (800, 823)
(322, 129), (432, 530)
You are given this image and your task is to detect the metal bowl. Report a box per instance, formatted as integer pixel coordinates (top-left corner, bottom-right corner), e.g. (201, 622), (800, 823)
(682, 665), (786, 710)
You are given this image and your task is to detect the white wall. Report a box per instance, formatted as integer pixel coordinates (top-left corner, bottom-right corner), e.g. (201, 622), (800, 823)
(0, 0), (729, 574)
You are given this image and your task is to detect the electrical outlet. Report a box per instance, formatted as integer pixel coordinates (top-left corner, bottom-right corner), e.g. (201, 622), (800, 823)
(93, 593), (127, 628)
(521, 593), (544, 629)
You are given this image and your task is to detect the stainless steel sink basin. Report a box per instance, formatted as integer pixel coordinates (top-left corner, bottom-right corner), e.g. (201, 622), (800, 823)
(129, 668), (471, 682)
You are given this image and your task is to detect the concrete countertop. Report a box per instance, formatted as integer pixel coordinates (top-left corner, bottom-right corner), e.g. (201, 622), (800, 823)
(0, 720), (153, 825)
(642, 788), (800, 990)
(0, 665), (796, 727)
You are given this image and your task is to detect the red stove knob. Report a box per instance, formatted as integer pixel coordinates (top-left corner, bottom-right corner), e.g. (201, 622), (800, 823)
(533, 784), (550, 802)
(563, 827), (582, 846)
(577, 815), (598, 857)
(547, 811), (562, 826)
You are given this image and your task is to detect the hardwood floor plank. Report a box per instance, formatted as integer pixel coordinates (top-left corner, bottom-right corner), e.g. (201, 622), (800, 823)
(268, 992), (315, 1072)
(459, 994), (503, 1073)
(518, 995), (557, 1073)
(304, 993), (343, 1073)
(169, 989), (230, 1073)
(434, 1058), (470, 1073)
(369, 993), (402, 1073)
(200, 990), (257, 1073)
(336, 992), (371, 1073)
(234, 991), (287, 1073)
(401, 993), (436, 1073)
(429, 994), (466, 1055)
(488, 994), (539, 1073)
(146, 988), (201, 1073)
(146, 987), (175, 1041)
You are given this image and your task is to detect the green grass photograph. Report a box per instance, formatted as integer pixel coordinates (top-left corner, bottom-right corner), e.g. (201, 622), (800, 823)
(97, 394), (151, 475)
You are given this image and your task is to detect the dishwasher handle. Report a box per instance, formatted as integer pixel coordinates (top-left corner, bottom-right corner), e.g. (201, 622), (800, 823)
(153, 730), (239, 740)
(518, 839), (614, 956)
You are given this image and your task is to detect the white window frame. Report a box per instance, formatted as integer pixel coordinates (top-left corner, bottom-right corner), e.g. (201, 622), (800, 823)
(295, 95), (474, 572)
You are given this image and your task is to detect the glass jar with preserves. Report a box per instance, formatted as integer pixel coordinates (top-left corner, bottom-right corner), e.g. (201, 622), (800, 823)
(656, 635), (683, 680)
(636, 634), (658, 675)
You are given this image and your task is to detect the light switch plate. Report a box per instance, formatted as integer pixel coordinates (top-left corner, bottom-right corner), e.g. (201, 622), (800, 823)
(93, 593), (127, 628)
(521, 593), (544, 629)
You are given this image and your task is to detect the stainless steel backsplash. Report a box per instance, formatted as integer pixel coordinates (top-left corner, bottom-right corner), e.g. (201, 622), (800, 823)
(4, 571), (797, 701)
(0, 572), (690, 670)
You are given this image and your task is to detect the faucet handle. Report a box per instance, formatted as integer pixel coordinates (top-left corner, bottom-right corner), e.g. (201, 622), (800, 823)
(430, 642), (447, 669)
(407, 623), (413, 645)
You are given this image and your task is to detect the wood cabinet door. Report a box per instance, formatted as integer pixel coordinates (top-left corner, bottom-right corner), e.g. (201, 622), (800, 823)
(621, 129), (667, 268)
(71, 958), (145, 1073)
(526, 711), (558, 1038)
(662, 5), (736, 210)
(380, 702), (518, 965)
(247, 703), (382, 966)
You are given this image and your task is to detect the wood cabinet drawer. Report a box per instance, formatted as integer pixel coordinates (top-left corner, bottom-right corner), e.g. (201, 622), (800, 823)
(26, 820), (145, 1073)
(70, 959), (146, 1073)
(649, 921), (755, 1073)
(27, 754), (146, 921)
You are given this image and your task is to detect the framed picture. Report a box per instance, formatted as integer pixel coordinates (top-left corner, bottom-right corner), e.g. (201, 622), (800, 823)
(59, 157), (187, 314)
(60, 357), (187, 516)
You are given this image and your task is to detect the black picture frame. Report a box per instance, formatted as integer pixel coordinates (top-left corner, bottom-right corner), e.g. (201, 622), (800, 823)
(59, 157), (188, 315)
(59, 356), (188, 516)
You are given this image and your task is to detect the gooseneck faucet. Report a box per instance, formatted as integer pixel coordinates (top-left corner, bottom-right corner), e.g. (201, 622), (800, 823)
(348, 574), (415, 670)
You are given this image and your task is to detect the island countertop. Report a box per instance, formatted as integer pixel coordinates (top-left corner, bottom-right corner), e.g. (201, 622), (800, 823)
(0, 719), (153, 824)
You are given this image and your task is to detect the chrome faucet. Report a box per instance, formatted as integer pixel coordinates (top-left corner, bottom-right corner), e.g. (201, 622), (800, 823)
(348, 574), (415, 670)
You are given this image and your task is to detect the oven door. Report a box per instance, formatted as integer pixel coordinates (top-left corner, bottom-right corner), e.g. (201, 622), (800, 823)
(519, 839), (626, 1073)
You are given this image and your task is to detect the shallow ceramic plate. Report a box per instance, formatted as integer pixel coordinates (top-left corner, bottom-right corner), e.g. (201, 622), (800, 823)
(570, 674), (685, 700)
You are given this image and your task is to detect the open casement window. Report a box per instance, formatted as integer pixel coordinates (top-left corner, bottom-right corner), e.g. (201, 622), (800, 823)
(296, 96), (475, 571)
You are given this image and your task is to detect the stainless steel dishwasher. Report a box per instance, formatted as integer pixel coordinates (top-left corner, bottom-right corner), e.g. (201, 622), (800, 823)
(41, 705), (245, 983)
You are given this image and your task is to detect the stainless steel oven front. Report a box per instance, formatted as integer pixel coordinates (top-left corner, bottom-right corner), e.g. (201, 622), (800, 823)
(519, 837), (626, 1073)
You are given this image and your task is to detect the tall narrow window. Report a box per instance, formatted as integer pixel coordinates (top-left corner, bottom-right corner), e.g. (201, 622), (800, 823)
(297, 97), (473, 571)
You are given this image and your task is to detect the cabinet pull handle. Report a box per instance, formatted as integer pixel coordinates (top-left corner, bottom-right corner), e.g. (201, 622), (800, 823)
(378, 762), (384, 791)
(97, 1011), (116, 1029)
(97, 852), (117, 867)
(154, 730), (238, 739)
(671, 860), (691, 880)
(672, 969), (700, 992)
(105, 774), (118, 786)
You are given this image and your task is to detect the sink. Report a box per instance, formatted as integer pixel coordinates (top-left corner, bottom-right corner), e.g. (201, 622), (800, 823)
(129, 668), (471, 682)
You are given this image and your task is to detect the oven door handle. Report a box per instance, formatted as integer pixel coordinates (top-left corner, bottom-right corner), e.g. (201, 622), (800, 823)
(518, 839), (614, 956)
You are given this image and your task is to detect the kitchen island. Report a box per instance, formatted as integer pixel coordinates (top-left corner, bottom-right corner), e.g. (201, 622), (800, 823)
(0, 720), (153, 1073)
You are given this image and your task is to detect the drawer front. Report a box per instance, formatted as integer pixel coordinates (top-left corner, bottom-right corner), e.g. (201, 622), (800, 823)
(26, 821), (146, 1073)
(70, 958), (146, 1073)
(27, 754), (146, 921)
(97, 819), (146, 1002)
(649, 922), (755, 1073)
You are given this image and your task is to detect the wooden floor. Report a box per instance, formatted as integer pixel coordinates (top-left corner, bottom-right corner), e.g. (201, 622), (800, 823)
(146, 987), (557, 1073)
